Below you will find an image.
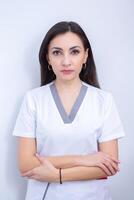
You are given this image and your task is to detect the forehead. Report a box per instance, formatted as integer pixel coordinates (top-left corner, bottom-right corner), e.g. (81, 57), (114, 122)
(48, 32), (84, 49)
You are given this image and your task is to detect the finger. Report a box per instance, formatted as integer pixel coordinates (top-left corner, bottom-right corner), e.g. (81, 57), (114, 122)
(28, 173), (45, 182)
(105, 158), (119, 172)
(111, 157), (120, 164)
(44, 159), (56, 169)
(103, 161), (116, 175)
(105, 155), (120, 164)
(21, 170), (34, 177)
(98, 163), (112, 176)
(99, 163), (111, 176)
(36, 154), (45, 164)
(36, 153), (43, 159)
(109, 160), (119, 172)
(37, 156), (44, 162)
(35, 153), (41, 158)
(28, 175), (37, 179)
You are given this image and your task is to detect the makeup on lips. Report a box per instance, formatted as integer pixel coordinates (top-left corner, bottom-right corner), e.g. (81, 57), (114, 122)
(61, 70), (74, 75)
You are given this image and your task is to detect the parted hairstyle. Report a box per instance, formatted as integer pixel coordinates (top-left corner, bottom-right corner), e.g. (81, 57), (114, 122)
(39, 21), (100, 88)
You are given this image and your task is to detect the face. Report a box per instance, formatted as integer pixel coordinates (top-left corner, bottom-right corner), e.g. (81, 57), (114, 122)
(46, 32), (88, 82)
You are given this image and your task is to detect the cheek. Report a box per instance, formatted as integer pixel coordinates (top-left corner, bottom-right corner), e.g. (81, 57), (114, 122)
(50, 58), (61, 68)
(73, 57), (84, 67)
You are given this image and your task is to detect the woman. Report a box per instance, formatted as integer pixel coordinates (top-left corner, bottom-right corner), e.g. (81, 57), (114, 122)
(13, 21), (125, 200)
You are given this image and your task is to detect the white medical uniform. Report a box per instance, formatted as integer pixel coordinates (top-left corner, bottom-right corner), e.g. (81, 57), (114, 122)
(12, 80), (125, 200)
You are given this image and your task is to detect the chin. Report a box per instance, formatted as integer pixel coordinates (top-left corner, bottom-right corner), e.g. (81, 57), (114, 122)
(60, 76), (77, 82)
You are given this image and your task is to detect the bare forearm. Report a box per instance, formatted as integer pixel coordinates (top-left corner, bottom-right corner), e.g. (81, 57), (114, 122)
(46, 155), (81, 169)
(19, 155), (81, 173)
(19, 156), (41, 173)
(61, 166), (107, 182)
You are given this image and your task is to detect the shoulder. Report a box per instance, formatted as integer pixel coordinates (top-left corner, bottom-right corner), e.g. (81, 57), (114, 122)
(25, 82), (53, 98)
(23, 82), (53, 106)
(82, 81), (113, 106)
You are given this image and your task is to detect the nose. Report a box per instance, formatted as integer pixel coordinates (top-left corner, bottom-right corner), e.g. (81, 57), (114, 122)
(62, 54), (71, 67)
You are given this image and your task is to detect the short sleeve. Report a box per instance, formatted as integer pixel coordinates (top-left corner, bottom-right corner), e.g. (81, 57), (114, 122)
(98, 93), (125, 143)
(12, 91), (36, 138)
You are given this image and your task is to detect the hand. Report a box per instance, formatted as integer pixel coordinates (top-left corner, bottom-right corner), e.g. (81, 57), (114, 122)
(21, 154), (59, 182)
(80, 151), (120, 176)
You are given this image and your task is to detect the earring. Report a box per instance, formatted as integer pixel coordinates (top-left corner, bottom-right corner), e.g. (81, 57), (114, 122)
(48, 64), (52, 70)
(83, 63), (86, 70)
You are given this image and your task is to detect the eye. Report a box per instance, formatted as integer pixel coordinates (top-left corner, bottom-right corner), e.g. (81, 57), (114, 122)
(71, 49), (80, 55)
(52, 50), (62, 56)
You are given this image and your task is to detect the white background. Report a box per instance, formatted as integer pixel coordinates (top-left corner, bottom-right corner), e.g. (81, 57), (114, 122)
(0, 0), (133, 199)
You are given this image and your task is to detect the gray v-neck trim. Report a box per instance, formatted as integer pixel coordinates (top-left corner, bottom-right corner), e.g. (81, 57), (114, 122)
(49, 81), (88, 124)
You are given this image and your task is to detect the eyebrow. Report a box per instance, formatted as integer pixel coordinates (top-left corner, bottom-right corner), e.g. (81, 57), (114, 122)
(51, 46), (81, 50)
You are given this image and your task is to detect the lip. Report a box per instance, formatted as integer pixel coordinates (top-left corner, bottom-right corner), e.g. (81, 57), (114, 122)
(61, 70), (74, 75)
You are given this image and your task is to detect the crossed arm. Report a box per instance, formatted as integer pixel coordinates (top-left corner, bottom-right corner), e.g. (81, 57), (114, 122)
(18, 137), (119, 182)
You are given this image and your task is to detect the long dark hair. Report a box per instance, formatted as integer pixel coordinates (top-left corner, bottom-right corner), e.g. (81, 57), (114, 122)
(39, 21), (100, 88)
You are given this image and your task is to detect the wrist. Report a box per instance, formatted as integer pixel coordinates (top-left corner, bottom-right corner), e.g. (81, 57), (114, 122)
(54, 169), (59, 183)
(54, 168), (63, 184)
(59, 168), (62, 184)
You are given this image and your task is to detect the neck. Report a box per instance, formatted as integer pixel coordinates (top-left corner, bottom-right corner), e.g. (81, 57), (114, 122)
(54, 78), (83, 92)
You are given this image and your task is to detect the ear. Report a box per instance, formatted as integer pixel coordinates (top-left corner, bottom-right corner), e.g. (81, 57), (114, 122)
(84, 48), (89, 63)
(46, 54), (50, 64)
